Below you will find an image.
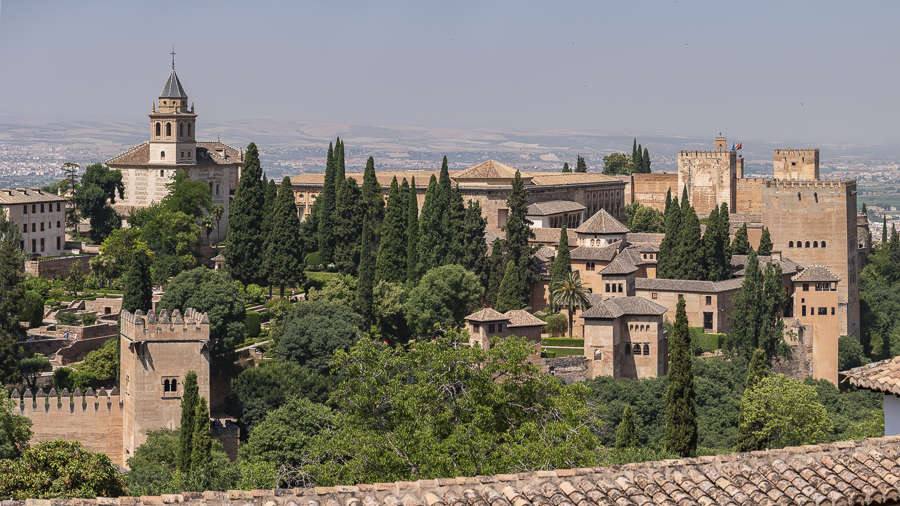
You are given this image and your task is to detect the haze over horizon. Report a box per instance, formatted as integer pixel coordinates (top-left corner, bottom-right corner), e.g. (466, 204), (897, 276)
(1, 1), (899, 147)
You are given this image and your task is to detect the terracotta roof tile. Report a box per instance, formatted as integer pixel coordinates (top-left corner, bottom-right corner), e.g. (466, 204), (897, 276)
(570, 243), (619, 261)
(0, 188), (67, 204)
(598, 254), (638, 275)
(730, 254), (802, 277)
(527, 200), (586, 216)
(106, 141), (241, 167)
(625, 232), (665, 247)
(792, 265), (840, 283)
(465, 308), (507, 322)
(527, 172), (622, 186)
(634, 277), (744, 293)
(580, 296), (668, 319)
(454, 160), (523, 180)
(843, 356), (900, 395)
(575, 209), (630, 235)
(531, 227), (578, 246)
(503, 310), (545, 328)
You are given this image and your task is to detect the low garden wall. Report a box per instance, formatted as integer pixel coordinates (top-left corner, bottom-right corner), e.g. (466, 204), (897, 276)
(25, 255), (93, 280)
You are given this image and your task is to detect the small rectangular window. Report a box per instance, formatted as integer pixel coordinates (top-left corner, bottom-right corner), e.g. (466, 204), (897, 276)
(56, 236), (60, 250)
(651, 293), (658, 299)
(818, 307), (827, 316)
(32, 205), (36, 214)
(40, 204), (44, 213)
(31, 223), (35, 232)
(31, 239), (36, 252)
(802, 305), (807, 317)
(803, 283), (809, 292)
(23, 205), (27, 214)
(40, 223), (44, 232)
(605, 283), (610, 293)
(488, 324), (495, 334)
(22, 224), (26, 233)
(39, 238), (44, 252)
(57, 221), (60, 228)
(831, 307), (835, 315)
(705, 296), (712, 305)
(57, 203), (61, 212)
(473, 324), (480, 331)
(703, 312), (713, 330)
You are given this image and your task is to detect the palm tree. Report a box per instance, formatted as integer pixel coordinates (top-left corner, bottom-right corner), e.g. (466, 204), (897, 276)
(550, 271), (591, 338)
(210, 204), (225, 253)
(201, 216), (215, 249)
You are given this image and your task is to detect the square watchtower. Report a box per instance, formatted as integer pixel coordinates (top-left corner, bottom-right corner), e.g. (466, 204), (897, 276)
(119, 308), (211, 462)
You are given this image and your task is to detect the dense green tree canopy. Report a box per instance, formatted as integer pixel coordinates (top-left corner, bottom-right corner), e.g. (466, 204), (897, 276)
(226, 142), (266, 285)
(239, 397), (332, 468)
(277, 300), (365, 375)
(739, 374), (832, 449)
(406, 264), (483, 336)
(162, 170), (213, 219)
(665, 298), (697, 457)
(0, 440), (126, 499)
(602, 153), (635, 175)
(265, 177), (304, 296)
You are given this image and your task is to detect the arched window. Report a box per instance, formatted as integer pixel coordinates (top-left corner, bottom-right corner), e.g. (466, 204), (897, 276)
(160, 152), (165, 160)
(633, 343), (641, 355)
(171, 379), (177, 392)
(180, 151), (185, 159)
(805, 241), (810, 248)
(155, 123), (161, 136)
(797, 240), (802, 248)
(160, 169), (164, 177)
(821, 241), (826, 248)
(179, 123), (184, 137)
(643, 344), (650, 355)
(629, 324), (633, 331)
(813, 241), (818, 248)
(163, 379), (170, 392)
(165, 122), (171, 137)
(789, 241), (794, 248)
(187, 123), (192, 137)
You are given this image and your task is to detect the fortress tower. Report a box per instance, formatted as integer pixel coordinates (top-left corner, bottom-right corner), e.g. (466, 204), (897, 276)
(677, 149), (737, 215)
(120, 308), (211, 462)
(774, 148), (819, 181)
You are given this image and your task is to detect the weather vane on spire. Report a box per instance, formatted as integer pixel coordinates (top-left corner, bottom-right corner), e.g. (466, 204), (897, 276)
(170, 46), (176, 71)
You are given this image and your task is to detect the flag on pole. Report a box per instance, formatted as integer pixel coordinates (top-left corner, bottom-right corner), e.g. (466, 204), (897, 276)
(731, 143), (736, 151)
(736, 143), (742, 150)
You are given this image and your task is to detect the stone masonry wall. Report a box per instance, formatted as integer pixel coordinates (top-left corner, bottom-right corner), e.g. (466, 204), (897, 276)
(677, 151), (736, 215)
(735, 178), (765, 215)
(24, 255), (93, 280)
(631, 173), (677, 211)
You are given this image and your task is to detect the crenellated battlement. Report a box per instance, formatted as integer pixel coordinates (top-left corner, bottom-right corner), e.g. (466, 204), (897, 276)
(775, 148), (819, 157)
(678, 150), (736, 159)
(765, 178), (855, 190)
(120, 308), (210, 342)
(9, 386), (122, 413)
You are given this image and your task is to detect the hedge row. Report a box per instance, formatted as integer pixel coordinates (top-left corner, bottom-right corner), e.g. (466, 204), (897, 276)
(540, 338), (585, 347)
(691, 329), (726, 353)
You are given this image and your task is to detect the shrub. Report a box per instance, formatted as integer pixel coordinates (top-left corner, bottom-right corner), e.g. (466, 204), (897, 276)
(19, 291), (44, 328)
(540, 337), (584, 347)
(258, 311), (270, 324)
(81, 313), (98, 326)
(0, 440), (126, 499)
(245, 284), (266, 305)
(305, 252), (321, 267)
(838, 335), (870, 371)
(245, 311), (261, 338)
(48, 288), (65, 300)
(543, 314), (568, 336)
(691, 329), (725, 355)
(56, 312), (79, 326)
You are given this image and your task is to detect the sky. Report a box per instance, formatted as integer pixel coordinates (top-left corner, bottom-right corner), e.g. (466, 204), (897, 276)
(0, 1), (898, 144)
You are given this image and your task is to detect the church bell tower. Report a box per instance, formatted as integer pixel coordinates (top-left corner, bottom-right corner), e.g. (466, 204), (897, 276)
(149, 49), (197, 165)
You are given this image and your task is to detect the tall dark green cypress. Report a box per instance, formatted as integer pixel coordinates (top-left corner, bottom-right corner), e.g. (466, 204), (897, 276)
(615, 405), (640, 448)
(121, 249), (152, 313)
(757, 227), (773, 256)
(632, 139), (638, 164)
(461, 199), (489, 288)
(732, 223), (750, 256)
(737, 348), (768, 451)
(677, 203), (705, 280)
(261, 178), (278, 293)
(680, 186), (690, 214)
(333, 177), (366, 275)
(494, 260), (522, 312)
(883, 216), (888, 245)
(417, 175), (444, 275)
(361, 156), (385, 234)
(504, 171), (539, 300)
(634, 145), (643, 175)
(658, 193), (681, 279)
(643, 147), (651, 173)
(550, 226), (571, 286)
(437, 156), (455, 263)
(190, 397), (212, 473)
(358, 217), (375, 325)
(665, 298), (697, 457)
(0, 210), (24, 385)
(177, 371), (199, 473)
(266, 177), (305, 297)
(406, 177), (420, 285)
(375, 177), (407, 284)
(889, 226), (900, 284)
(225, 143), (265, 285)
(485, 238), (506, 307)
(719, 203), (733, 272)
(299, 197), (320, 255)
(318, 142), (337, 263)
(561, 162), (571, 173)
(334, 138), (346, 187)
(448, 185), (466, 265)
(576, 156), (587, 173)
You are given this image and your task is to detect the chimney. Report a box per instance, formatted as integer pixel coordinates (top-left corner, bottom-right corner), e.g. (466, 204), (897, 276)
(770, 250), (782, 262)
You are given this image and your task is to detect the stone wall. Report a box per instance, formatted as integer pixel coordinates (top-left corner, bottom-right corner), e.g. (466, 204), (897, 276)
(21, 338), (69, 357)
(56, 322), (117, 341)
(677, 151), (736, 215)
(735, 178), (765, 215)
(12, 388), (124, 466)
(774, 148), (819, 181)
(630, 173), (677, 211)
(24, 254), (93, 280)
(54, 335), (117, 365)
(84, 298), (123, 316)
(542, 355), (589, 383)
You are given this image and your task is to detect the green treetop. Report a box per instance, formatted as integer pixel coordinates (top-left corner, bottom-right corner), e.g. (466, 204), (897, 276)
(494, 260), (522, 313)
(676, 203), (705, 281)
(447, 185), (467, 265)
(665, 298), (698, 457)
(657, 192), (681, 279)
(265, 177), (305, 297)
(737, 349), (768, 451)
(333, 177), (366, 275)
(757, 227), (773, 256)
(732, 223), (750, 256)
(561, 162), (571, 173)
(375, 177), (408, 284)
(461, 199), (489, 288)
(406, 264), (483, 336)
(226, 143), (266, 285)
(576, 155), (587, 172)
(702, 206), (725, 281)
(121, 249), (153, 313)
(361, 156), (385, 234)
(550, 271), (590, 339)
(643, 146), (651, 173)
(357, 218), (376, 325)
(190, 397), (212, 473)
(632, 138), (638, 162)
(883, 216), (888, 244)
(335, 138), (346, 186)
(416, 175), (445, 276)
(615, 405), (640, 448)
(485, 238), (506, 307)
(550, 226), (571, 290)
(738, 374), (832, 449)
(161, 169), (211, 220)
(633, 146), (643, 176)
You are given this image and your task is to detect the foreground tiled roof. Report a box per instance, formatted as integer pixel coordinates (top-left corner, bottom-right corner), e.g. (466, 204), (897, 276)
(793, 265), (841, 283)
(527, 200), (586, 216)
(575, 209), (630, 235)
(634, 277), (745, 293)
(465, 308), (507, 322)
(503, 310), (545, 327)
(22, 437), (900, 505)
(581, 296), (668, 318)
(843, 356), (900, 395)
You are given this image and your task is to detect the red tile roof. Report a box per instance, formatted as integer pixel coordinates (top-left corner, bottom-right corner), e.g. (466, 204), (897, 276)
(843, 356), (900, 395)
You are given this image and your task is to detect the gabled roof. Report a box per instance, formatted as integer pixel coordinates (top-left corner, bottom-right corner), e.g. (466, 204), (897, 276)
(730, 254), (802, 276)
(527, 200), (586, 216)
(580, 296), (667, 319)
(531, 227), (577, 247)
(624, 232), (664, 247)
(160, 70), (188, 98)
(843, 355), (900, 395)
(453, 160), (528, 182)
(575, 208), (630, 235)
(598, 254), (638, 275)
(570, 243), (619, 261)
(634, 277), (744, 293)
(464, 308), (507, 322)
(503, 310), (545, 328)
(793, 265), (840, 283)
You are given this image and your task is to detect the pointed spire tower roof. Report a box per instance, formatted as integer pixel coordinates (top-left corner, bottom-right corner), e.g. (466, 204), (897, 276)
(159, 70), (188, 99)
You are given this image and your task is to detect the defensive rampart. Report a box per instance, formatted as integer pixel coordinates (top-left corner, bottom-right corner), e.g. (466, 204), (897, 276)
(630, 173), (676, 211)
(24, 254), (93, 280)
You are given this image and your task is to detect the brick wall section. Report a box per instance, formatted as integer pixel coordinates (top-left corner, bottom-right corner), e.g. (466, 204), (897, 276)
(12, 389), (123, 466)
(630, 173), (677, 211)
(24, 255), (93, 280)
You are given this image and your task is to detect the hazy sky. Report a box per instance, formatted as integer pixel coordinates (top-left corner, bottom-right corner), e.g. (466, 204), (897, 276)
(1, 1), (898, 144)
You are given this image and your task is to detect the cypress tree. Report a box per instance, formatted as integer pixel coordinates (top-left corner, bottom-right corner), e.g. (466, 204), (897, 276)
(664, 187), (672, 210)
(334, 138), (346, 187)
(889, 226), (900, 284)
(719, 203), (733, 273)
(261, 179), (278, 295)
(120, 249), (152, 313)
(883, 216), (888, 245)
(190, 397), (212, 473)
(226, 143), (266, 285)
(702, 206), (723, 282)
(0, 210), (24, 385)
(737, 349), (769, 451)
(634, 145), (643, 175)
(561, 162), (571, 173)
(375, 177), (408, 284)
(760, 262), (790, 363)
(643, 147), (651, 173)
(266, 177), (305, 297)
(177, 371), (199, 473)
(732, 223), (750, 255)
(333, 177), (366, 275)
(550, 226), (571, 287)
(299, 197), (320, 255)
(461, 199), (489, 288)
(615, 405), (640, 449)
(576, 155), (587, 173)
(417, 175), (444, 275)
(632, 139), (638, 163)
(318, 142), (337, 263)
(485, 238), (506, 306)
(447, 185), (466, 265)
(680, 186), (690, 214)
(677, 203), (705, 280)
(657, 194), (681, 279)
(358, 217), (375, 325)
(495, 260), (522, 312)
(757, 227), (773, 256)
(361, 156), (385, 233)
(665, 298), (698, 458)
(504, 171), (539, 300)
(862, 203), (867, 214)
(406, 177), (420, 285)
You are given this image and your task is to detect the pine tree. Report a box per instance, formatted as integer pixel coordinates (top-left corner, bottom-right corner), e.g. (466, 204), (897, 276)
(226, 143), (266, 285)
(461, 199), (489, 288)
(485, 238), (506, 306)
(737, 349), (768, 451)
(361, 156), (385, 234)
(665, 298), (698, 457)
(333, 177), (366, 275)
(561, 162), (571, 173)
(677, 203), (705, 280)
(757, 227), (773, 256)
(643, 147), (651, 173)
(120, 249), (152, 313)
(318, 142), (337, 263)
(177, 371), (199, 473)
(732, 223), (750, 255)
(495, 260), (522, 312)
(550, 226), (571, 288)
(416, 175), (444, 275)
(375, 177), (408, 284)
(266, 177), (305, 297)
(615, 405), (640, 449)
(657, 193), (681, 279)
(504, 171), (539, 300)
(190, 397), (212, 473)
(358, 217), (375, 325)
(406, 177), (420, 285)
(634, 146), (643, 175)
(576, 155), (587, 173)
